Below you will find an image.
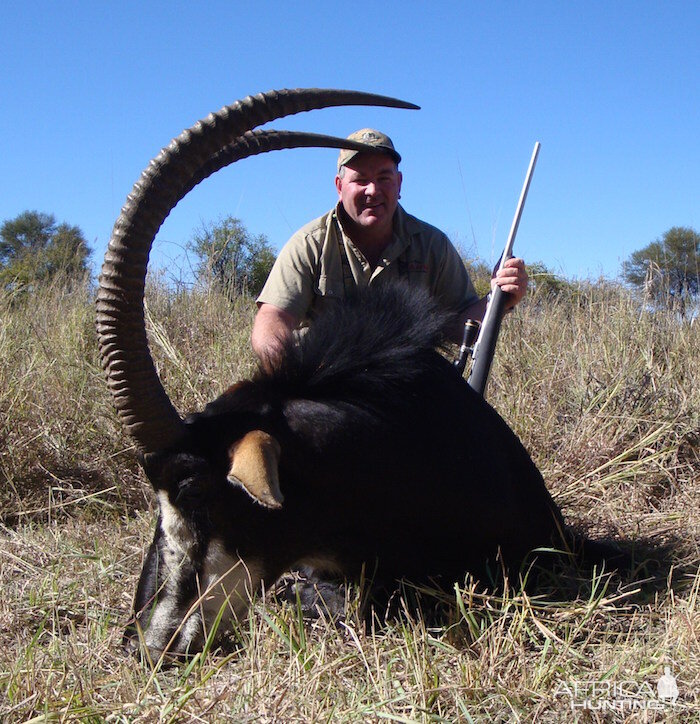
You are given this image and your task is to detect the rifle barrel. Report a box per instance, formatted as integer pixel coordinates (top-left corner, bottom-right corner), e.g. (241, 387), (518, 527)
(468, 142), (541, 396)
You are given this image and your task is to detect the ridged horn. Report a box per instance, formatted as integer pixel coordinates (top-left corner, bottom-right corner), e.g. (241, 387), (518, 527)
(96, 88), (419, 455)
(185, 129), (403, 203)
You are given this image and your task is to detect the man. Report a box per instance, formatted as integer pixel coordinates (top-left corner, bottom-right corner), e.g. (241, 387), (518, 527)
(252, 128), (528, 368)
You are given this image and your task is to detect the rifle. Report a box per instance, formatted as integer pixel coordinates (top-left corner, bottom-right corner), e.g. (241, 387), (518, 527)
(454, 142), (541, 395)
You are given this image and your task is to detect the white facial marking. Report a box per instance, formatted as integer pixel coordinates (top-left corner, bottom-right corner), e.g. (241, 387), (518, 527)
(157, 490), (195, 556)
(143, 499), (265, 656)
(140, 492), (200, 655)
(200, 540), (263, 628)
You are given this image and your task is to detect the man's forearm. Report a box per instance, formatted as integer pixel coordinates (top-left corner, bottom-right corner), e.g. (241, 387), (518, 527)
(251, 303), (299, 370)
(462, 296), (489, 324)
(448, 297), (488, 345)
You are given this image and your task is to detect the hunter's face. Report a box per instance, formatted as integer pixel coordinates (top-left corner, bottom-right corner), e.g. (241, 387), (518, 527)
(335, 153), (402, 236)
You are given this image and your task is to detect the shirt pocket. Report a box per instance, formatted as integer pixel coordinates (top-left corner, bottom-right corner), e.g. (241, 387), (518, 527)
(315, 274), (345, 299)
(397, 257), (431, 290)
(311, 274), (345, 318)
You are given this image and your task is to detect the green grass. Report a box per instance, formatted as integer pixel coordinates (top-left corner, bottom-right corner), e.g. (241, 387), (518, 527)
(1, 276), (698, 721)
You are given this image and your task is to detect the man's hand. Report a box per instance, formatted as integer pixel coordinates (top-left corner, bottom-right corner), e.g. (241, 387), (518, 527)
(492, 257), (528, 310)
(455, 257), (528, 343)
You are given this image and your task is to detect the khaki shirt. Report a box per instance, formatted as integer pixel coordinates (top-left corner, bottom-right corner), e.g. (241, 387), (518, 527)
(257, 204), (478, 324)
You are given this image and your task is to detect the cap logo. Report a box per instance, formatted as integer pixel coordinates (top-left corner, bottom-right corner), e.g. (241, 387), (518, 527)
(338, 128), (400, 169)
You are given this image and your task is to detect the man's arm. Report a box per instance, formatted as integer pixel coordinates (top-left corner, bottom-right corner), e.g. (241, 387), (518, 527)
(251, 303), (299, 371)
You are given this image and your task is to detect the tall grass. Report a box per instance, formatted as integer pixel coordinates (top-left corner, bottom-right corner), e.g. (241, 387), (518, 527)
(1, 276), (698, 721)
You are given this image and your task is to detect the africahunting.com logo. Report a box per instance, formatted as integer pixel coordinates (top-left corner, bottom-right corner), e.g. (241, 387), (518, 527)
(554, 667), (681, 712)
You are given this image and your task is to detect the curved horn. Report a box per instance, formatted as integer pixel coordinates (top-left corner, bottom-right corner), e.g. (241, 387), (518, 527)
(97, 88), (419, 455)
(185, 129), (396, 201)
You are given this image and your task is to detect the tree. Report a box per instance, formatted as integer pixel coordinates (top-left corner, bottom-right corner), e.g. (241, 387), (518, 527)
(527, 261), (572, 300)
(0, 210), (91, 290)
(188, 216), (276, 298)
(622, 226), (700, 305)
(462, 259), (493, 298)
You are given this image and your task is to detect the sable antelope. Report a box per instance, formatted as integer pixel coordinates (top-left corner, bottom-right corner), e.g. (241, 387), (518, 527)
(97, 89), (599, 658)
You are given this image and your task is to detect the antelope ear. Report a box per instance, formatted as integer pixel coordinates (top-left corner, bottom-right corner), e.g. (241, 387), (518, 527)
(227, 430), (284, 509)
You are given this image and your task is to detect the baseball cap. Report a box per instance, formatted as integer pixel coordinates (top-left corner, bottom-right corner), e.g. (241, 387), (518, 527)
(337, 128), (401, 170)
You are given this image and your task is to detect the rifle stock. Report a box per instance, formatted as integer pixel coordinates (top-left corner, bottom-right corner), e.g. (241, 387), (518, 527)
(467, 142), (541, 396)
(466, 286), (507, 395)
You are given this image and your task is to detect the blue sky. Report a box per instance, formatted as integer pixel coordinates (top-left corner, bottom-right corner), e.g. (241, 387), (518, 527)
(2, 1), (698, 281)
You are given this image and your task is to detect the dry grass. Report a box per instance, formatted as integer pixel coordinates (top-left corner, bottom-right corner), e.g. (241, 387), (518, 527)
(1, 276), (698, 722)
